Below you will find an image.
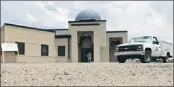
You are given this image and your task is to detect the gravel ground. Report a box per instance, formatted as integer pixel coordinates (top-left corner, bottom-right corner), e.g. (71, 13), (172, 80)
(1, 63), (173, 86)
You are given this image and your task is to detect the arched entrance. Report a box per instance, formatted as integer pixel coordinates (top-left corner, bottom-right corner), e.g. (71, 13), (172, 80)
(109, 38), (122, 62)
(79, 35), (93, 62)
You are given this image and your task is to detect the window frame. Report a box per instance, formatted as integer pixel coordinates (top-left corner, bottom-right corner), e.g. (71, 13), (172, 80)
(153, 37), (158, 42)
(58, 46), (65, 56)
(15, 42), (25, 55)
(41, 44), (49, 56)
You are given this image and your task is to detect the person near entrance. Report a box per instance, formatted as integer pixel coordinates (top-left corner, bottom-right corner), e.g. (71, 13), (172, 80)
(87, 51), (92, 62)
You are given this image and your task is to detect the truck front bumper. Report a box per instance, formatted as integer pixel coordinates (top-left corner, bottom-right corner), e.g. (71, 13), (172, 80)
(115, 51), (145, 58)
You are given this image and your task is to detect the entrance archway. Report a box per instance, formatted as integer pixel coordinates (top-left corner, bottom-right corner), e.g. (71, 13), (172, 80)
(109, 38), (122, 62)
(79, 35), (93, 62)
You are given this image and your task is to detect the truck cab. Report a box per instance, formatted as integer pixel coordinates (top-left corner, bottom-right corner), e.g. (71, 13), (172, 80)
(115, 36), (172, 63)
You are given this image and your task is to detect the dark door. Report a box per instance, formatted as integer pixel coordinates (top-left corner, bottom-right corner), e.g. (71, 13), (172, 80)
(81, 48), (93, 62)
(79, 35), (93, 63)
(109, 40), (122, 62)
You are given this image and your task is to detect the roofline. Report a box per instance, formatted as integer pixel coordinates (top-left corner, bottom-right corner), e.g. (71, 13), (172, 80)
(106, 31), (128, 33)
(3, 23), (68, 33)
(71, 23), (100, 26)
(3, 23), (128, 33)
(47, 29), (68, 31)
(68, 20), (106, 23)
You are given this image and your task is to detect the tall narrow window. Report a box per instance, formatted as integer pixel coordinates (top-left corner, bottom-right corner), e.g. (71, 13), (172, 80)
(41, 44), (49, 56)
(16, 42), (25, 55)
(58, 46), (65, 56)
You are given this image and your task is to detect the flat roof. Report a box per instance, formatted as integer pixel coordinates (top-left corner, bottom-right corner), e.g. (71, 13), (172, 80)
(2, 23), (128, 34)
(47, 29), (68, 31)
(106, 31), (128, 33)
(68, 20), (106, 23)
(3, 23), (67, 33)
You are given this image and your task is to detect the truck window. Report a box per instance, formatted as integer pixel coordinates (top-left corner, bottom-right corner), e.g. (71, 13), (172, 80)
(129, 36), (152, 43)
(153, 37), (158, 42)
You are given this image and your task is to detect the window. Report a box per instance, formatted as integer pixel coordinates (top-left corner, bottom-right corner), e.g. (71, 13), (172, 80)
(16, 42), (25, 55)
(41, 44), (49, 56)
(129, 36), (152, 43)
(58, 46), (65, 56)
(153, 37), (158, 42)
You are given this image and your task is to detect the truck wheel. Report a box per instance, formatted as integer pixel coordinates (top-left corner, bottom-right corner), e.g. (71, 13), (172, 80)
(162, 53), (170, 63)
(117, 56), (127, 63)
(151, 58), (157, 62)
(140, 51), (151, 63)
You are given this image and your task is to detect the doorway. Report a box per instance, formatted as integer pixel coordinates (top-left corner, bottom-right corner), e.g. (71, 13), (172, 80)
(78, 33), (93, 62)
(109, 37), (122, 62)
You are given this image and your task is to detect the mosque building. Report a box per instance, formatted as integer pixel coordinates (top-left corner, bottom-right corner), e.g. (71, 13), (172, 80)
(0, 9), (127, 63)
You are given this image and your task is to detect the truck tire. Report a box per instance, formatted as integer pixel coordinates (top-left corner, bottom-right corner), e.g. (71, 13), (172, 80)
(162, 53), (170, 63)
(140, 51), (151, 63)
(117, 56), (127, 63)
(151, 58), (157, 62)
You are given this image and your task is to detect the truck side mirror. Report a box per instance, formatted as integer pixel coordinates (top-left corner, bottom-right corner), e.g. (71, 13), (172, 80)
(153, 41), (159, 44)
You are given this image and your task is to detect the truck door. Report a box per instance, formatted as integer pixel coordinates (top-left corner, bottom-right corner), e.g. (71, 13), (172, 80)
(152, 37), (161, 57)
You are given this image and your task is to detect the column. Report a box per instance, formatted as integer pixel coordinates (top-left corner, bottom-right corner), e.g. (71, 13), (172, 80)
(71, 31), (78, 63)
(94, 31), (100, 62)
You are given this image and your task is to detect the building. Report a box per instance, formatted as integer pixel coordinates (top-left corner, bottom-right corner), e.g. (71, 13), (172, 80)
(0, 9), (128, 63)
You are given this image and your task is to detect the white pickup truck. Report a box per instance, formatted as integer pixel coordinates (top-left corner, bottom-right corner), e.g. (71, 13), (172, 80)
(115, 36), (173, 63)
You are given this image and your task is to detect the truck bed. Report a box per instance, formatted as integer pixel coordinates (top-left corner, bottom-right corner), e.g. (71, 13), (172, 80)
(160, 41), (173, 57)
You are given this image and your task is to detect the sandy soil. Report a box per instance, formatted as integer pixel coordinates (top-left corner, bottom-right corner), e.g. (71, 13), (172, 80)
(1, 63), (173, 86)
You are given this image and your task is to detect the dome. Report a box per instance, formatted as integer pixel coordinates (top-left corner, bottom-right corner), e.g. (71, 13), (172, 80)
(75, 9), (101, 21)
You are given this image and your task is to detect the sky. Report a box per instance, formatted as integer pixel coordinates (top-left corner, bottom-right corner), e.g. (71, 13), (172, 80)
(1, 1), (173, 43)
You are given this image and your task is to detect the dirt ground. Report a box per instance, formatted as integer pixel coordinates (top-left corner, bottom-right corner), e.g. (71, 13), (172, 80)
(1, 63), (173, 86)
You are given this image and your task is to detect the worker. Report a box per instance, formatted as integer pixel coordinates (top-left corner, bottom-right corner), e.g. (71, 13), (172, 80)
(87, 51), (92, 62)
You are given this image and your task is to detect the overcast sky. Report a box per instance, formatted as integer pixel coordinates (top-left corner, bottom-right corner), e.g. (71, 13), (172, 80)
(1, 1), (173, 43)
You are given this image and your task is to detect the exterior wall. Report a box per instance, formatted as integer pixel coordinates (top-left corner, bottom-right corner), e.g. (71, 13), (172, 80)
(100, 47), (109, 62)
(69, 21), (106, 63)
(17, 38), (71, 63)
(3, 52), (17, 63)
(2, 25), (70, 63)
(4, 26), (55, 45)
(55, 38), (70, 62)
(56, 30), (70, 35)
(0, 25), (5, 60)
(99, 22), (107, 47)
(106, 32), (127, 43)
(18, 56), (68, 63)
(1, 25), (5, 43)
(100, 32), (128, 62)
(94, 30), (101, 62)
(70, 28), (78, 62)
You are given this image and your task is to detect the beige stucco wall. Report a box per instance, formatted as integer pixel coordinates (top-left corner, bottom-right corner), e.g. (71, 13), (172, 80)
(0, 25), (5, 62)
(106, 32), (127, 43)
(17, 37), (70, 63)
(18, 56), (69, 63)
(2, 25), (70, 63)
(1, 25), (5, 43)
(100, 32), (128, 62)
(55, 38), (70, 62)
(69, 21), (106, 63)
(4, 26), (55, 45)
(100, 47), (109, 62)
(2, 52), (17, 63)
